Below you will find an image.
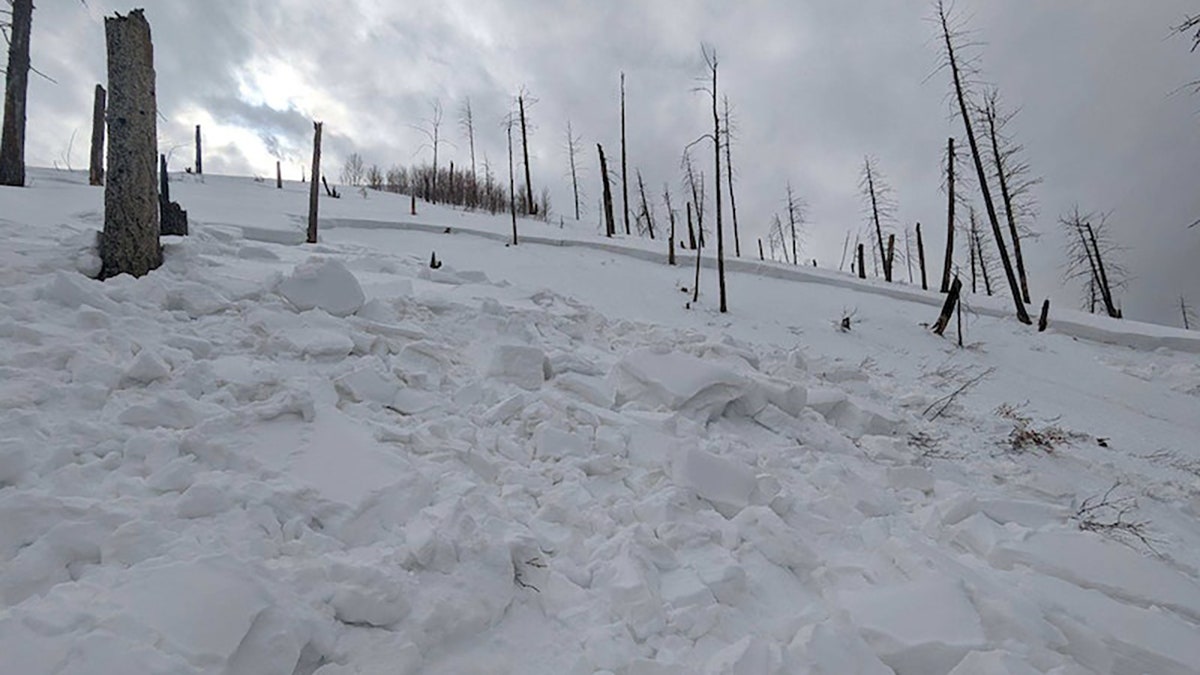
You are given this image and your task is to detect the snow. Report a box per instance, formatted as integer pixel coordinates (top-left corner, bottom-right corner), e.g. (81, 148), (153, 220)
(2, 168), (1200, 673)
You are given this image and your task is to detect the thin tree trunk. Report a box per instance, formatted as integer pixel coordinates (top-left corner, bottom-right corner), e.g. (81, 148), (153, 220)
(933, 278), (963, 336)
(194, 124), (202, 175)
(620, 73), (630, 235)
(1038, 299), (1050, 332)
(857, 244), (866, 280)
(1087, 222), (1119, 318)
(509, 122), (518, 244)
(839, 231), (851, 272)
(1183, 296), (1191, 331)
(905, 228), (914, 283)
(307, 122), (322, 244)
(637, 170), (655, 239)
(597, 144), (615, 238)
(866, 162), (890, 281)
(941, 137), (956, 293)
(519, 94), (535, 216)
(887, 234), (896, 283)
(970, 222), (978, 294)
(693, 225), (702, 305)
(723, 97), (741, 257)
(939, 3), (1030, 324)
(567, 120), (580, 220)
(917, 223), (928, 291)
(665, 186), (676, 265)
(687, 202), (696, 250)
(709, 55), (727, 313)
(977, 229), (993, 296)
(101, 10), (161, 278)
(0, 0), (33, 187)
(276, 160), (282, 189)
(758, 238), (764, 261)
(89, 85), (107, 186)
(986, 107), (1032, 304)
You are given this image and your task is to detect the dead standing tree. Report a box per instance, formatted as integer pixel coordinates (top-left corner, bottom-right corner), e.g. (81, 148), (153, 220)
(89, 84), (106, 185)
(980, 88), (1040, 304)
(620, 72), (630, 235)
(517, 88), (537, 216)
(635, 169), (655, 239)
(696, 45), (728, 313)
(785, 183), (806, 266)
(412, 100), (445, 203)
(1060, 208), (1126, 318)
(940, 137), (956, 292)
(663, 184), (677, 265)
(100, 10), (160, 279)
(507, 114), (518, 244)
(193, 125), (202, 175)
(307, 122), (322, 243)
(935, 0), (1031, 324)
(564, 119), (584, 220)
(597, 143), (616, 237)
(722, 95), (742, 257)
(860, 156), (896, 281)
(682, 149), (705, 248)
(0, 0), (33, 186)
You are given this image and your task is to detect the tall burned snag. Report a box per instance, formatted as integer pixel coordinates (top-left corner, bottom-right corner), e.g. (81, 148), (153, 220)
(697, 45), (727, 313)
(941, 138), (956, 292)
(1061, 208), (1124, 318)
(860, 156), (895, 281)
(597, 144), (616, 237)
(786, 183), (806, 266)
(980, 89), (1038, 304)
(935, 0), (1030, 324)
(664, 185), (677, 265)
(565, 120), (583, 221)
(307, 122), (322, 244)
(722, 95), (742, 257)
(507, 115), (518, 244)
(916, 222), (928, 290)
(101, 10), (161, 278)
(0, 0), (33, 186)
(518, 89), (536, 216)
(89, 84), (107, 186)
(620, 73), (630, 235)
(193, 125), (202, 175)
(636, 170), (655, 239)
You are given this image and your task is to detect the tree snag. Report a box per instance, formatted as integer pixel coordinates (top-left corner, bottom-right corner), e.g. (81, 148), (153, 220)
(194, 124), (202, 175)
(101, 10), (161, 278)
(307, 121), (322, 244)
(916, 222), (928, 290)
(941, 137), (956, 293)
(0, 0), (33, 186)
(933, 277), (963, 336)
(89, 84), (107, 186)
(597, 144), (616, 238)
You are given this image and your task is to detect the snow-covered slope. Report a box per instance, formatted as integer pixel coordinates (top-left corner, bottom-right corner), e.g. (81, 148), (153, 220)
(2, 169), (1199, 674)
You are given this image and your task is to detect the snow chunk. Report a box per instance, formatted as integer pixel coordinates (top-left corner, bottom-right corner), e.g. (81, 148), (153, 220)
(278, 258), (365, 317)
(704, 636), (781, 674)
(176, 482), (232, 518)
(672, 447), (756, 517)
(843, 579), (987, 675)
(534, 424), (591, 459)
(788, 623), (893, 674)
(40, 271), (118, 312)
(123, 349), (171, 385)
(167, 281), (231, 317)
(611, 349), (749, 421)
(947, 651), (1042, 675)
(117, 393), (223, 429)
(486, 344), (550, 390)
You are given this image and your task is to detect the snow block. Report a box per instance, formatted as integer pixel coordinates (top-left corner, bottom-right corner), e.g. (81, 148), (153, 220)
(278, 258), (366, 317)
(947, 651), (1042, 675)
(842, 579), (987, 675)
(788, 623), (894, 675)
(334, 366), (400, 405)
(534, 424), (591, 460)
(486, 344), (550, 390)
(672, 447), (756, 517)
(122, 349), (171, 385)
(167, 281), (231, 317)
(611, 349), (750, 422)
(704, 636), (781, 674)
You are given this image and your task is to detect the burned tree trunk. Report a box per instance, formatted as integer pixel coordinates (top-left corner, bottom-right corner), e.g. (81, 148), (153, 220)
(0, 0), (33, 186)
(1038, 299), (1050, 332)
(89, 85), (107, 186)
(194, 124), (202, 175)
(705, 48), (728, 314)
(723, 96), (741, 257)
(636, 170), (655, 239)
(938, 1), (1030, 324)
(597, 144), (615, 238)
(276, 160), (282, 189)
(917, 222), (928, 290)
(933, 278), (963, 336)
(158, 154), (187, 236)
(518, 93), (536, 216)
(686, 202), (696, 250)
(307, 122), (322, 244)
(886, 234), (896, 282)
(758, 238), (764, 261)
(620, 73), (630, 235)
(857, 244), (866, 280)
(508, 121), (518, 245)
(664, 185), (677, 265)
(941, 137), (956, 293)
(864, 159), (891, 281)
(101, 10), (161, 278)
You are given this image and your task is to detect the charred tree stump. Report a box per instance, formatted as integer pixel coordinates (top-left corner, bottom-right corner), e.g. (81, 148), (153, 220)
(100, 10), (161, 279)
(307, 121), (322, 244)
(89, 85), (107, 186)
(158, 154), (187, 236)
(194, 124), (202, 175)
(857, 244), (866, 280)
(1038, 299), (1050, 332)
(276, 160), (282, 189)
(916, 222), (928, 291)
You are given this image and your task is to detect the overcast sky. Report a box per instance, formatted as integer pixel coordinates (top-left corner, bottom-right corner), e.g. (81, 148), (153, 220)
(17, 0), (1200, 327)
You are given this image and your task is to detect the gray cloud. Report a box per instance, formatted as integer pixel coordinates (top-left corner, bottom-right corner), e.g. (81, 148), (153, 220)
(12, 0), (1200, 326)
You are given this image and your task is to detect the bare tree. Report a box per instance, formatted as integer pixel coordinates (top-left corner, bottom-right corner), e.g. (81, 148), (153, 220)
(785, 183), (807, 266)
(860, 156), (896, 281)
(768, 213), (788, 263)
(620, 72), (630, 235)
(681, 149), (706, 248)
(979, 88), (1040, 303)
(341, 152), (365, 186)
(517, 88), (537, 216)
(412, 100), (445, 202)
(697, 44), (728, 313)
(935, 0), (1031, 324)
(635, 169), (655, 239)
(1177, 13), (1200, 53)
(916, 222), (929, 290)
(564, 119), (584, 220)
(1060, 208), (1127, 318)
(101, 10), (160, 278)
(1181, 295), (1196, 330)
(459, 97), (476, 180)
(507, 114), (518, 244)
(722, 95), (742, 257)
(941, 137), (957, 292)
(597, 143), (616, 238)
(193, 125), (202, 175)
(0, 0), (33, 186)
(970, 207), (995, 296)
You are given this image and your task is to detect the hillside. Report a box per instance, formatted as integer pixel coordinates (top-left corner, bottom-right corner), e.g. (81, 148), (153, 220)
(2, 169), (1199, 674)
